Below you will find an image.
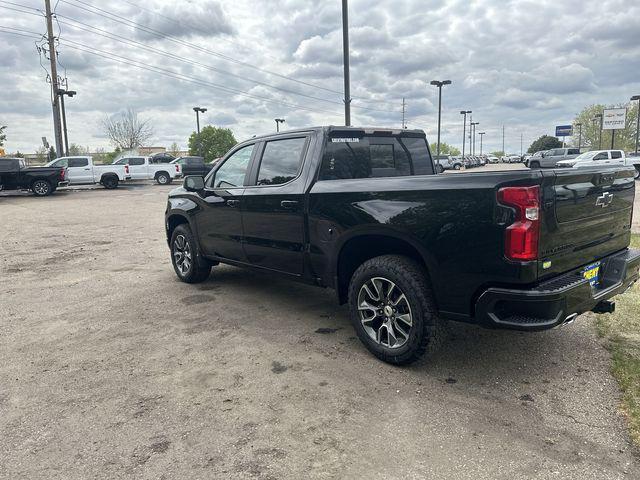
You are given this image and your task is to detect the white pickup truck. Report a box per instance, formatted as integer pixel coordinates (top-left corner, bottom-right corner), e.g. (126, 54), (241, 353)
(556, 149), (640, 178)
(45, 156), (130, 189)
(112, 156), (181, 185)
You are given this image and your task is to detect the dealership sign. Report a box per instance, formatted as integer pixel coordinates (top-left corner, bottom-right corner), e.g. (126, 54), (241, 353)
(555, 125), (573, 137)
(602, 108), (626, 130)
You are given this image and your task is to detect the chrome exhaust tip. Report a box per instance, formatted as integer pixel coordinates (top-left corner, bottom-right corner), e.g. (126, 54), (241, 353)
(562, 313), (578, 326)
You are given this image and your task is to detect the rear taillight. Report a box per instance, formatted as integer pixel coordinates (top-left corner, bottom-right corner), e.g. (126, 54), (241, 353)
(59, 168), (66, 180)
(497, 186), (540, 261)
(175, 164), (180, 172)
(124, 164), (129, 174)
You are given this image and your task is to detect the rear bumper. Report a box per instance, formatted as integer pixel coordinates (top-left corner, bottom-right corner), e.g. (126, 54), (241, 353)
(475, 248), (640, 331)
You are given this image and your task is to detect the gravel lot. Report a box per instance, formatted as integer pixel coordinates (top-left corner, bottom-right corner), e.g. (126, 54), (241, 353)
(1, 181), (639, 479)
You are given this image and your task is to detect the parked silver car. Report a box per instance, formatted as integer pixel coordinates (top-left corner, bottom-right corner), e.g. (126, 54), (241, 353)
(528, 147), (580, 168)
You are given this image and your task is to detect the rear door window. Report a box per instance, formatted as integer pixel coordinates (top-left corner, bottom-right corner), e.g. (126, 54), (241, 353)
(129, 158), (145, 166)
(319, 135), (433, 180)
(256, 137), (307, 186)
(611, 151), (622, 159)
(594, 152), (608, 161)
(69, 158), (88, 167)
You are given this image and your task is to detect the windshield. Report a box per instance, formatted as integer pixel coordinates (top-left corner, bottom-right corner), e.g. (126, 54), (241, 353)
(574, 151), (598, 161)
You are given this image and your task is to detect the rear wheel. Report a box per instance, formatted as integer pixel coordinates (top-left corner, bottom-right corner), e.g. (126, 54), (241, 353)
(436, 164), (444, 173)
(156, 172), (171, 185)
(102, 175), (119, 189)
(31, 179), (52, 196)
(348, 255), (444, 365)
(453, 163), (461, 170)
(170, 224), (211, 283)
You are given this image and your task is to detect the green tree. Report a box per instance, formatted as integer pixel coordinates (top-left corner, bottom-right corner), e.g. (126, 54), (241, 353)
(430, 142), (460, 156)
(0, 124), (6, 147)
(571, 103), (638, 151)
(48, 146), (57, 161)
(188, 126), (237, 163)
(527, 135), (562, 153)
(69, 144), (90, 155)
(490, 151), (505, 157)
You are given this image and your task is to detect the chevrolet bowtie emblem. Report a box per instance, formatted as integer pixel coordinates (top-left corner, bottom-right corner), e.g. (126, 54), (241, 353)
(595, 192), (614, 208)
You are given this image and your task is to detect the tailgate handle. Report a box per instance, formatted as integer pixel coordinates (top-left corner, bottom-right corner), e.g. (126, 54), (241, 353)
(226, 199), (240, 207)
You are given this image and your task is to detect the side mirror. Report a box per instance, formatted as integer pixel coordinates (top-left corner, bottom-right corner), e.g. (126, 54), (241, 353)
(184, 175), (204, 192)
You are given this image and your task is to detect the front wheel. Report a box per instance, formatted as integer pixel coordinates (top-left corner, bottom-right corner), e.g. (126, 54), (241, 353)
(348, 255), (444, 365)
(436, 164), (444, 174)
(32, 179), (52, 196)
(170, 224), (211, 283)
(529, 161), (540, 169)
(453, 163), (461, 170)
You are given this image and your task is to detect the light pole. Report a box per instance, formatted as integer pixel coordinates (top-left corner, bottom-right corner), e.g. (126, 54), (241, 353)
(341, 0), (351, 126)
(193, 107), (207, 156)
(430, 80), (451, 166)
(593, 113), (603, 149)
(575, 122), (582, 152)
(460, 110), (471, 161)
(471, 121), (479, 155)
(632, 95), (640, 154)
(478, 132), (485, 155)
(275, 118), (286, 132)
(57, 89), (76, 156)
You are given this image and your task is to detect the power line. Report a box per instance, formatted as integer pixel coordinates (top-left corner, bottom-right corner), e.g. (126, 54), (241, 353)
(60, 0), (344, 95)
(56, 38), (344, 117)
(59, 0), (400, 111)
(54, 15), (395, 114)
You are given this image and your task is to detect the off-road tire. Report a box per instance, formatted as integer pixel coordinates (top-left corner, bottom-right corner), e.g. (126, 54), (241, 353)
(348, 254), (444, 365)
(170, 224), (211, 283)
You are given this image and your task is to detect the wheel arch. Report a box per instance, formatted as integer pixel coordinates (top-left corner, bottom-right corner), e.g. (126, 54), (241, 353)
(100, 172), (119, 183)
(334, 230), (437, 305)
(166, 213), (191, 245)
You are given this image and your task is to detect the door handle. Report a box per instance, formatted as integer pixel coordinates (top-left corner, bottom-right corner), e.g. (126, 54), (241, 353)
(226, 199), (240, 207)
(280, 200), (299, 209)
(84, 168), (91, 170)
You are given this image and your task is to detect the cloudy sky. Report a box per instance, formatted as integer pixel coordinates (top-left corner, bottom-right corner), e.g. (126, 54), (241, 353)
(1, 0), (639, 154)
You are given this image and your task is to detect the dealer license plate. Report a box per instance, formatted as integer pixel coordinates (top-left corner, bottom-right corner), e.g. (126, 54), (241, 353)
(583, 262), (601, 287)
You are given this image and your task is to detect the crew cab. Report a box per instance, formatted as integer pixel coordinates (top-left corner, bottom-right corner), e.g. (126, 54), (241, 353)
(165, 126), (640, 365)
(0, 157), (68, 196)
(46, 156), (130, 189)
(557, 150), (640, 179)
(112, 156), (181, 184)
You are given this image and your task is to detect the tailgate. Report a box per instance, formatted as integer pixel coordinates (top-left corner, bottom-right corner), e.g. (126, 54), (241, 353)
(538, 166), (635, 278)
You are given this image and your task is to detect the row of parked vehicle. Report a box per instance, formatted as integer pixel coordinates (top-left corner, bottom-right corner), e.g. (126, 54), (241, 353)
(433, 154), (503, 172)
(524, 148), (640, 178)
(0, 152), (214, 196)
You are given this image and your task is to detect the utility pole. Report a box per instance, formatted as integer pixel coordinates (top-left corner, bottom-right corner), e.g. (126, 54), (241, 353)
(576, 122), (582, 151)
(471, 121), (479, 155)
(460, 110), (471, 161)
(341, 0), (351, 126)
(520, 132), (523, 156)
(58, 89), (76, 156)
(502, 125), (505, 155)
(401, 98), (406, 129)
(193, 107), (207, 156)
(478, 132), (485, 155)
(44, 0), (64, 158)
(593, 113), (603, 149)
(430, 80), (451, 165)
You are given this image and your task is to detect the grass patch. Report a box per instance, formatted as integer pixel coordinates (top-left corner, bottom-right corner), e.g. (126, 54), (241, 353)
(596, 233), (640, 446)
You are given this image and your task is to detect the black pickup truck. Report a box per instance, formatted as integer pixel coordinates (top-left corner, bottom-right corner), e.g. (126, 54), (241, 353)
(165, 127), (640, 365)
(0, 157), (68, 196)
